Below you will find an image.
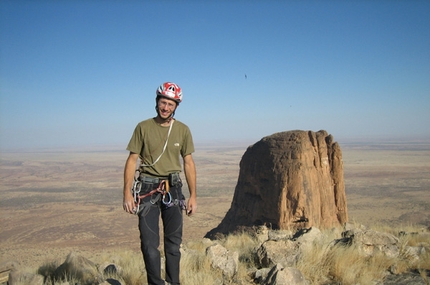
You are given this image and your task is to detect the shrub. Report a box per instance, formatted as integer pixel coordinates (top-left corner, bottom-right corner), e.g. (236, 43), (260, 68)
(36, 224), (429, 284)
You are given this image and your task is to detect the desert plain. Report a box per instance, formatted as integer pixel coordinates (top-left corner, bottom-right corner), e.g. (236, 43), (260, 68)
(1, 139), (429, 269)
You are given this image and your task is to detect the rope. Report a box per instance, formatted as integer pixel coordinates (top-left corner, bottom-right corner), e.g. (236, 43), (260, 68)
(140, 120), (174, 168)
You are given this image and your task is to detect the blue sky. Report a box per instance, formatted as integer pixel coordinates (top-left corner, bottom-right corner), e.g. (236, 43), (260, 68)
(1, 1), (429, 151)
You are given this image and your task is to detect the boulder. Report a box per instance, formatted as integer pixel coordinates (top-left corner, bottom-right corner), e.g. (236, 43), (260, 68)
(383, 270), (430, 285)
(206, 130), (348, 238)
(262, 264), (307, 285)
(255, 227), (323, 269)
(256, 239), (300, 268)
(100, 262), (122, 276)
(341, 229), (400, 258)
(402, 245), (427, 267)
(206, 243), (239, 278)
(53, 252), (103, 285)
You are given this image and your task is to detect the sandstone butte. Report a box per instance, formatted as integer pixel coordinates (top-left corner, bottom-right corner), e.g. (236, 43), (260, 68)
(206, 130), (348, 238)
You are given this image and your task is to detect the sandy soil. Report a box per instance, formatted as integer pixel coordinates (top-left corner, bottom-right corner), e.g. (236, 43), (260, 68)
(0, 141), (429, 269)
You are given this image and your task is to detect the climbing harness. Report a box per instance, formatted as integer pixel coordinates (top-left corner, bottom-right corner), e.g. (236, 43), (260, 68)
(132, 179), (173, 215)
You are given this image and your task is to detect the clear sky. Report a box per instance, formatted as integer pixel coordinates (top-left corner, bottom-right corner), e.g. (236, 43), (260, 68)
(1, 0), (429, 151)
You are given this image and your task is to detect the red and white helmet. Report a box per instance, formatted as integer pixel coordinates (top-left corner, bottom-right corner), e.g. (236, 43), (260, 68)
(156, 82), (183, 103)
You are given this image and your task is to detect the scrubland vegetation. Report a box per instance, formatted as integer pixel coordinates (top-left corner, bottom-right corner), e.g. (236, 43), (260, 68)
(33, 224), (429, 285)
(295, 225), (430, 285)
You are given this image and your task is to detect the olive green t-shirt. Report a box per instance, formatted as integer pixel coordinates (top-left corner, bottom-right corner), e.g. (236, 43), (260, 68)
(126, 118), (194, 177)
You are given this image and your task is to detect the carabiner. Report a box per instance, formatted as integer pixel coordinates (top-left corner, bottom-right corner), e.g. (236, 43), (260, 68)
(162, 192), (172, 205)
(132, 180), (142, 194)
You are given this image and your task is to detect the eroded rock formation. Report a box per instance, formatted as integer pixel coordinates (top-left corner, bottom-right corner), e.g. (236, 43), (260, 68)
(206, 130), (348, 238)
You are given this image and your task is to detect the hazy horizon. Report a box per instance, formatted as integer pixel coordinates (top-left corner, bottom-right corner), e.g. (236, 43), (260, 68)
(1, 132), (429, 153)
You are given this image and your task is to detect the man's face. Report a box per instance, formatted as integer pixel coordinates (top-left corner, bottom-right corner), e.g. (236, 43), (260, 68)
(157, 97), (177, 119)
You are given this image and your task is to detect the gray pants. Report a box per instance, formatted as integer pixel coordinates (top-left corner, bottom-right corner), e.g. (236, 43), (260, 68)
(137, 183), (184, 285)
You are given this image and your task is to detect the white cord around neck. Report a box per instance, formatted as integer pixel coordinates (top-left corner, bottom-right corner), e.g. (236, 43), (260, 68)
(140, 120), (175, 168)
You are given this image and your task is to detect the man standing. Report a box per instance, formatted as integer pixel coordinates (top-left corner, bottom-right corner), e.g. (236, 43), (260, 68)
(123, 82), (197, 285)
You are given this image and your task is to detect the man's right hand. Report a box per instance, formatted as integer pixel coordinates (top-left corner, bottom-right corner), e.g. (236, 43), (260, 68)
(123, 152), (139, 214)
(123, 191), (136, 214)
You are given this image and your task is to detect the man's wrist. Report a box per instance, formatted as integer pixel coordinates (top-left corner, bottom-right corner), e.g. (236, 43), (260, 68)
(189, 193), (197, 199)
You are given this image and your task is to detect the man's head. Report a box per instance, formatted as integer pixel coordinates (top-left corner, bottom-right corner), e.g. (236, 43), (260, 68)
(155, 82), (182, 120)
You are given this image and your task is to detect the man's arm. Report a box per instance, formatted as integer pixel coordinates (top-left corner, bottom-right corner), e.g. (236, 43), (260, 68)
(123, 152), (139, 214)
(183, 154), (197, 215)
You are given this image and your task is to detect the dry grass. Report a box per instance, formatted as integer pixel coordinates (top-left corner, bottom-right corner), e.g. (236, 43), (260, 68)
(33, 224), (430, 285)
(35, 250), (145, 285)
(103, 251), (146, 285)
(180, 241), (223, 285)
(222, 231), (260, 262)
(297, 225), (430, 285)
(178, 232), (260, 284)
(326, 244), (394, 284)
(295, 230), (337, 284)
(221, 232), (261, 283)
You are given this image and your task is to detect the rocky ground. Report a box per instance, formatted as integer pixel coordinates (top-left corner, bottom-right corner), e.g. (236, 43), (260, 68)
(382, 271), (430, 285)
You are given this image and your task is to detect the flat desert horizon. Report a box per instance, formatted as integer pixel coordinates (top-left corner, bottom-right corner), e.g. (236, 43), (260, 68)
(1, 139), (429, 269)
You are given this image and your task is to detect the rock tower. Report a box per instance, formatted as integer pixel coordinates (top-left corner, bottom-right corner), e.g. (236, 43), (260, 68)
(206, 130), (348, 238)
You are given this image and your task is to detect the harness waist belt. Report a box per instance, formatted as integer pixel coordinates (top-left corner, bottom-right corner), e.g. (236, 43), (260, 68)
(140, 176), (166, 184)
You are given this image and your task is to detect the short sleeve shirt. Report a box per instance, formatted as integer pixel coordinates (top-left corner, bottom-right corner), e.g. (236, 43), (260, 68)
(126, 118), (194, 177)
